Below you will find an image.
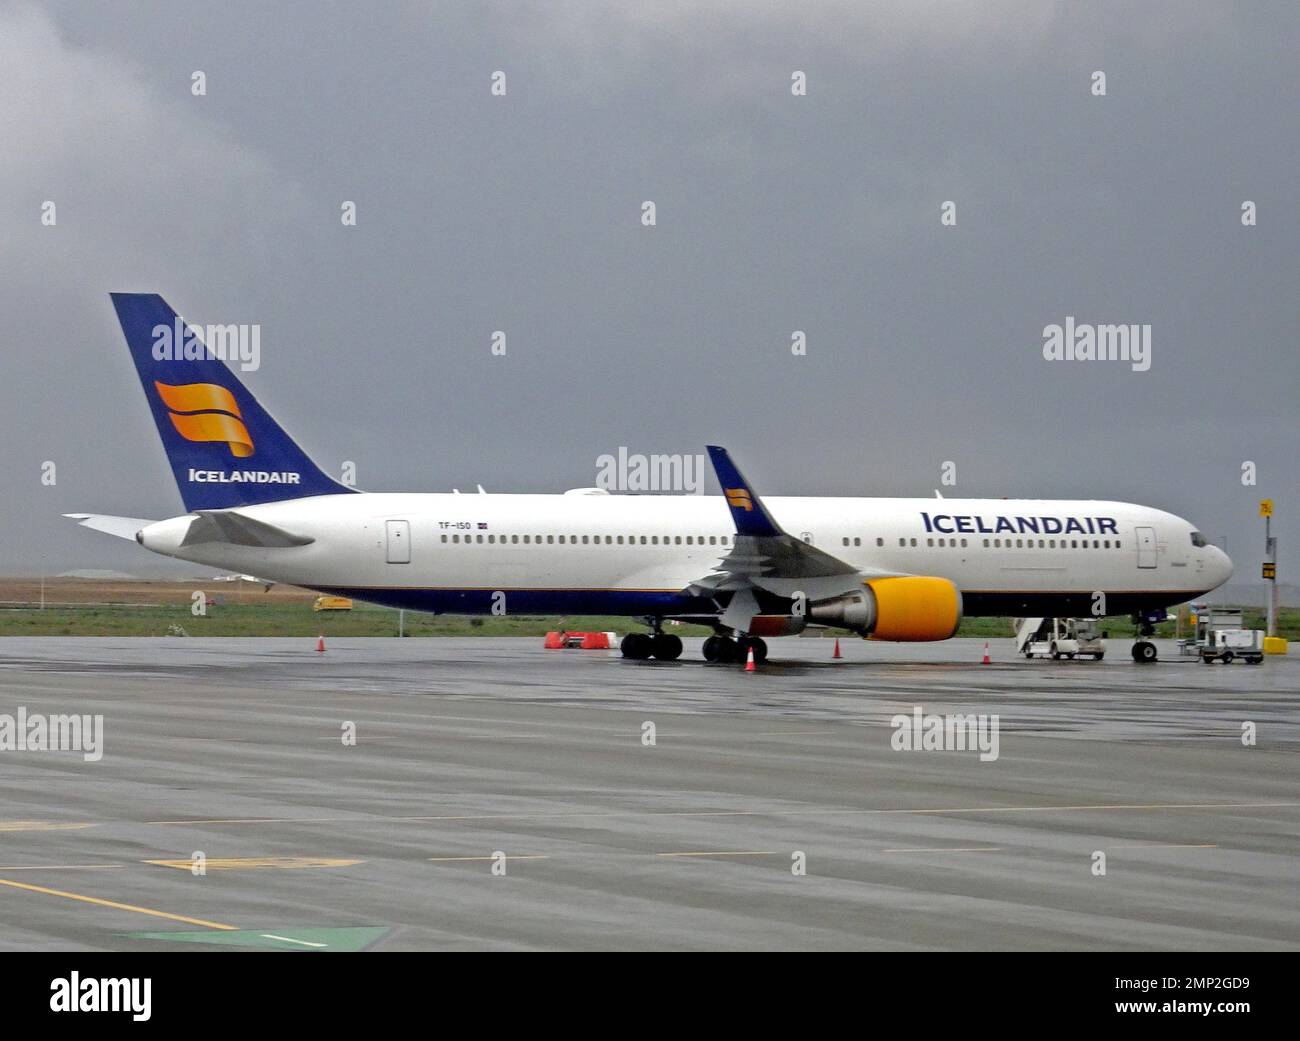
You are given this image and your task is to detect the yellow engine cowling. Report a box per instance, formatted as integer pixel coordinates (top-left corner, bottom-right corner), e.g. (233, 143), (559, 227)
(865, 576), (962, 641)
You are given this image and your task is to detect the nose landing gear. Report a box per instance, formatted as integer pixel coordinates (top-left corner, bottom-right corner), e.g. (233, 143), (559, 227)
(1130, 616), (1159, 663)
(1131, 640), (1158, 663)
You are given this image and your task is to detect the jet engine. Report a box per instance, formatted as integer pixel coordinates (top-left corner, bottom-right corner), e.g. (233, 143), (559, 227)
(808, 576), (962, 641)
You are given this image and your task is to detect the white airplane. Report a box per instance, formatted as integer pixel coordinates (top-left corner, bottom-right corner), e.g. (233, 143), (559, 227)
(69, 294), (1233, 664)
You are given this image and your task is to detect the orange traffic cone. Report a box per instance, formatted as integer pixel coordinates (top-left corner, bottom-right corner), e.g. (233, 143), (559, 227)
(317, 634), (326, 653)
(744, 645), (756, 672)
(833, 637), (842, 660)
(981, 641), (991, 665)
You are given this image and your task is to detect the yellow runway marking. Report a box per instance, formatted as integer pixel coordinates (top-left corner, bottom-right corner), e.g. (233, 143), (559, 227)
(0, 821), (95, 832)
(427, 855), (548, 862)
(657, 851), (779, 858)
(143, 800), (1300, 828)
(883, 847), (1003, 854)
(0, 877), (238, 930)
(145, 857), (362, 871)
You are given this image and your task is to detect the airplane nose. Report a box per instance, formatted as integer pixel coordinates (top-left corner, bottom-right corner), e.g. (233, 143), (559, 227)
(1211, 546), (1234, 586)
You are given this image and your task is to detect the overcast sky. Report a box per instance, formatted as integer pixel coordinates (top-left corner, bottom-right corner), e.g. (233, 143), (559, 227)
(2, 1), (1296, 588)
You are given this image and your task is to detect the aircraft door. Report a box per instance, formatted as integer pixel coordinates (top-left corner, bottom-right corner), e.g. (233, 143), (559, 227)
(386, 520), (411, 564)
(1135, 526), (1156, 569)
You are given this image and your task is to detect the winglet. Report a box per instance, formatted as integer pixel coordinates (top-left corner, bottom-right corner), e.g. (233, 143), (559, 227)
(706, 445), (784, 538)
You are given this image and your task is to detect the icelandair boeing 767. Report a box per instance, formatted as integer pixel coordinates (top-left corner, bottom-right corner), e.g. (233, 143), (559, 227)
(69, 294), (1232, 664)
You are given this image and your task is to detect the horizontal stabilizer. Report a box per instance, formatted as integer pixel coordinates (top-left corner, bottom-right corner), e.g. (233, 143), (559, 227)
(64, 513), (156, 541)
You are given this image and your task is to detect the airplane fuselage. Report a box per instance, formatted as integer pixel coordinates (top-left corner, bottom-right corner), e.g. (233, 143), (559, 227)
(138, 492), (1233, 621)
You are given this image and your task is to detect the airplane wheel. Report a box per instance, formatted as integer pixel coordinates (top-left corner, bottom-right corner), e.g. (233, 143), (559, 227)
(702, 635), (727, 663)
(1133, 640), (1157, 663)
(621, 632), (653, 660)
(651, 633), (682, 661)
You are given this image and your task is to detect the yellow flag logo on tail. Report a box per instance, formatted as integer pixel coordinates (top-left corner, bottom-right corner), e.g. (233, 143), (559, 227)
(154, 381), (254, 458)
(725, 487), (753, 511)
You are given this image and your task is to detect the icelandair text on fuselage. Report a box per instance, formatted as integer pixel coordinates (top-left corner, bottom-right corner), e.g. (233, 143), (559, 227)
(920, 511), (1119, 536)
(188, 469), (301, 484)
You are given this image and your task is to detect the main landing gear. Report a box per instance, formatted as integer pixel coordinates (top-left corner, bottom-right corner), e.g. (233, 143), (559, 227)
(701, 634), (767, 665)
(620, 620), (683, 661)
(619, 620), (766, 664)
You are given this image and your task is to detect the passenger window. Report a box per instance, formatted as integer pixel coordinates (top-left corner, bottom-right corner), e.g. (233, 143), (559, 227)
(877, 538), (884, 547)
(910, 538), (917, 547)
(452, 534), (459, 543)
(854, 537), (861, 547)
(721, 536), (728, 546)
(994, 539), (1001, 548)
(899, 538), (906, 547)
(960, 538), (967, 548)
(842, 537), (849, 547)
(441, 534), (447, 543)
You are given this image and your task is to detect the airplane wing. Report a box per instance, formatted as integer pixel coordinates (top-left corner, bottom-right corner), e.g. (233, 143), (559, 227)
(685, 446), (904, 630)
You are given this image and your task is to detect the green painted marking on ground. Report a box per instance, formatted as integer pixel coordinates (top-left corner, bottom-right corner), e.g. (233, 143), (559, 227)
(126, 926), (387, 951)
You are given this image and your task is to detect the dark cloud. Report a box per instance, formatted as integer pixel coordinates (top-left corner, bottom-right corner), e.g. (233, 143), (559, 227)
(3, 1), (1296, 588)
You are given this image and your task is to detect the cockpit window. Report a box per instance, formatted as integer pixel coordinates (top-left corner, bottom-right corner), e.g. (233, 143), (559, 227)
(1190, 531), (1207, 547)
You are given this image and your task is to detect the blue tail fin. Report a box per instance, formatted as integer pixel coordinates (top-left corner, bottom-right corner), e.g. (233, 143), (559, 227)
(110, 293), (356, 512)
